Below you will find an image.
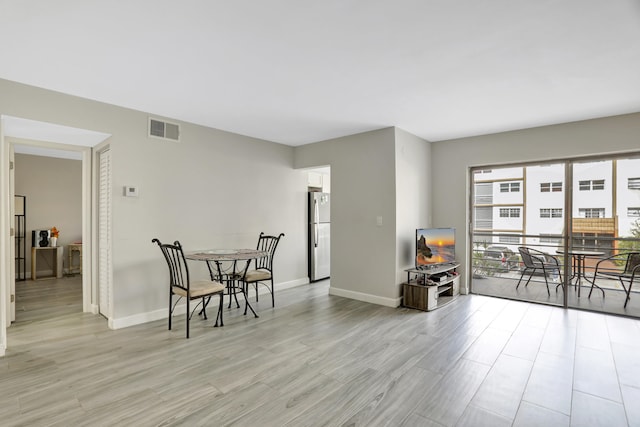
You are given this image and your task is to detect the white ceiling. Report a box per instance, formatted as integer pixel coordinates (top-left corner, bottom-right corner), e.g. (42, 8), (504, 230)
(1, 0), (639, 146)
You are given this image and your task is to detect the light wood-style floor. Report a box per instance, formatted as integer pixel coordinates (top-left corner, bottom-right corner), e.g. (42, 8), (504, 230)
(4, 276), (640, 426)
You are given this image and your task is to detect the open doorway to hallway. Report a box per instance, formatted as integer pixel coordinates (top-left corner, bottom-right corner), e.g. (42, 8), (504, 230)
(13, 149), (83, 322)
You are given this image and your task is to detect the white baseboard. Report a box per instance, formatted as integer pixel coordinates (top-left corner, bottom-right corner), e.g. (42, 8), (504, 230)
(110, 278), (309, 330)
(275, 277), (309, 290)
(329, 286), (401, 308)
(110, 306), (175, 330)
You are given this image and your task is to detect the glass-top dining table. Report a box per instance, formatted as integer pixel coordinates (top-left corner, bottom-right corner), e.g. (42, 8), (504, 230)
(186, 249), (267, 318)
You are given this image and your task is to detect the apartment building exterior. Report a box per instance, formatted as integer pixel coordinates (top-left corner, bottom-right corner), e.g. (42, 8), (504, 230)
(473, 158), (640, 253)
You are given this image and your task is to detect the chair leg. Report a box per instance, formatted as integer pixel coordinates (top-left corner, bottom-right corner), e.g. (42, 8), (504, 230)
(243, 282), (259, 318)
(256, 283), (259, 302)
(623, 279), (632, 308)
(168, 293), (173, 331)
(588, 278), (606, 299)
(516, 269), (527, 290)
(244, 281), (250, 315)
(215, 292), (224, 327)
(271, 280), (275, 307)
(542, 276), (550, 296)
(555, 269), (564, 293)
(186, 297), (190, 339)
(201, 296), (209, 320)
(524, 271), (534, 287)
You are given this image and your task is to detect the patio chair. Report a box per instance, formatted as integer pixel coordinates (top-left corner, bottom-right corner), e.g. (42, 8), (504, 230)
(152, 238), (225, 338)
(591, 252), (640, 307)
(517, 246), (562, 296)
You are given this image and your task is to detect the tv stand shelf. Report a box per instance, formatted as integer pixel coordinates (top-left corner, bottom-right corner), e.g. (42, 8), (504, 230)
(403, 263), (460, 311)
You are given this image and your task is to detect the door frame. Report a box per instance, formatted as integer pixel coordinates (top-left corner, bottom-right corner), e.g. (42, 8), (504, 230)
(1, 115), (111, 356)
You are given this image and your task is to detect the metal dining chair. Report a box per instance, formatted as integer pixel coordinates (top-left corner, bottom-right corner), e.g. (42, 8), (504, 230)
(152, 238), (225, 338)
(241, 232), (285, 311)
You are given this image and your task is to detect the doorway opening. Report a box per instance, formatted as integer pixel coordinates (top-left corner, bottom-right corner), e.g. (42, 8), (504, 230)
(306, 166), (330, 282)
(1, 115), (111, 353)
(13, 148), (83, 323)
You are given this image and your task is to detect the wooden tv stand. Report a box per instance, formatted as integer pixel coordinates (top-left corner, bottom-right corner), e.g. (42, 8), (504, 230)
(403, 263), (460, 311)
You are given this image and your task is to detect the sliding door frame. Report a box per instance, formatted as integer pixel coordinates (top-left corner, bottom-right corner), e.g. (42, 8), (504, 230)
(469, 151), (640, 312)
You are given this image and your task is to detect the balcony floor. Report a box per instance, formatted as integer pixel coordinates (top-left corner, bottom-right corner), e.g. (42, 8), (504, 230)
(471, 270), (640, 318)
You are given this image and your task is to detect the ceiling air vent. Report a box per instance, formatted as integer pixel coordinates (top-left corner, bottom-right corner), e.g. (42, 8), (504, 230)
(149, 118), (180, 142)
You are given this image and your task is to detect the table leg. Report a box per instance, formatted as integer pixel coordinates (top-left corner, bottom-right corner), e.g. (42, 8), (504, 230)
(577, 255), (591, 298)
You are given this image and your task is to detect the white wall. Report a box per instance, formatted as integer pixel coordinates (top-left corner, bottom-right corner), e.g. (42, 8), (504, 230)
(0, 78), (309, 329)
(13, 152), (82, 276)
(294, 128), (400, 305)
(431, 112), (640, 290)
(395, 128), (431, 288)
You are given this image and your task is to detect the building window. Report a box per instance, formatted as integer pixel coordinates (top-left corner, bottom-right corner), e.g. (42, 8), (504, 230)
(499, 208), (520, 218)
(474, 169), (492, 175)
(474, 182), (493, 205)
(628, 207), (640, 217)
(474, 206), (493, 229)
(540, 182), (562, 192)
(579, 208), (605, 218)
(540, 208), (562, 218)
(498, 235), (520, 244)
(540, 234), (562, 246)
(500, 182), (520, 193)
(629, 178), (640, 189)
(579, 179), (605, 191)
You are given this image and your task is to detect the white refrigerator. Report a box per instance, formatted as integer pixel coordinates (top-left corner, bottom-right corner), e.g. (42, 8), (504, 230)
(309, 192), (330, 281)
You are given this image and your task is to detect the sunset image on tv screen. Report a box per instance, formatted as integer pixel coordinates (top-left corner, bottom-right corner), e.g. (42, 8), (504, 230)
(416, 228), (455, 266)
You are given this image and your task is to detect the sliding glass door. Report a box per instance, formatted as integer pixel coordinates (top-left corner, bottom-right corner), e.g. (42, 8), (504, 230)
(470, 155), (640, 318)
(471, 163), (566, 306)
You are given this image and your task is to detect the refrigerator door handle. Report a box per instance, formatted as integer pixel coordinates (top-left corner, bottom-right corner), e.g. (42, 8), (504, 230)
(314, 199), (319, 248)
(314, 198), (320, 223)
(314, 223), (319, 248)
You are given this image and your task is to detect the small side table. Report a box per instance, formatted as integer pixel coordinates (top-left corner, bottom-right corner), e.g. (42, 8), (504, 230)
(31, 247), (59, 280)
(67, 243), (83, 275)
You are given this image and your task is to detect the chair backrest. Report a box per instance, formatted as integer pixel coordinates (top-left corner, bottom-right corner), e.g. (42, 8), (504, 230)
(254, 232), (285, 271)
(624, 252), (640, 275)
(152, 238), (189, 293)
(518, 246), (545, 268)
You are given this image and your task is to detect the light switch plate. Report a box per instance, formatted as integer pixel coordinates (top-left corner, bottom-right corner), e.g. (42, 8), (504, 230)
(123, 186), (139, 197)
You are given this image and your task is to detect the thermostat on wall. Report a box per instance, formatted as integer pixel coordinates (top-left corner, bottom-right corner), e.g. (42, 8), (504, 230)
(123, 186), (139, 197)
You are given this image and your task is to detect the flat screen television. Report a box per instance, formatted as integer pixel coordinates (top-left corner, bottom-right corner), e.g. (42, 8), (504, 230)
(416, 227), (456, 268)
